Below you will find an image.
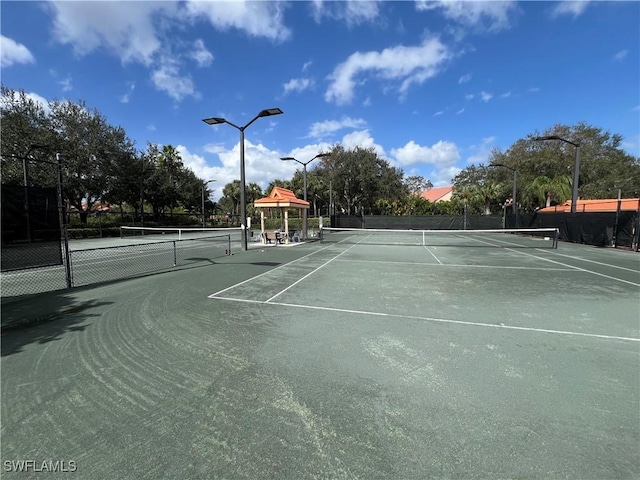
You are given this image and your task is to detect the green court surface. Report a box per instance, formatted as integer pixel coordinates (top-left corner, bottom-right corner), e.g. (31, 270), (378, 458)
(1, 235), (639, 479)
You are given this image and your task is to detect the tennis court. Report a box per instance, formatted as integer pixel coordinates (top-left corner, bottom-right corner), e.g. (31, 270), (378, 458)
(1, 228), (639, 479)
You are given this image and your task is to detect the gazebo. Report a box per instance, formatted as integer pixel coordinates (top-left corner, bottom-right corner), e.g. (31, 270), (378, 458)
(253, 187), (309, 244)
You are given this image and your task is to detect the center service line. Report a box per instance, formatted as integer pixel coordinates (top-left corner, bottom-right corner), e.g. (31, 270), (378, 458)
(265, 241), (362, 303)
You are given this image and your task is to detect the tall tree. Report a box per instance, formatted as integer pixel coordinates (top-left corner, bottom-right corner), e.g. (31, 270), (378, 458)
(404, 175), (433, 195)
(316, 145), (405, 215)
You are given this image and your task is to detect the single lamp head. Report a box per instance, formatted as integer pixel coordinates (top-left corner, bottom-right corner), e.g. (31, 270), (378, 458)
(258, 108), (284, 118)
(202, 117), (226, 125)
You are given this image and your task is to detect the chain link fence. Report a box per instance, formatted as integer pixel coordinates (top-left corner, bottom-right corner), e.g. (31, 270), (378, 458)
(1, 234), (231, 300)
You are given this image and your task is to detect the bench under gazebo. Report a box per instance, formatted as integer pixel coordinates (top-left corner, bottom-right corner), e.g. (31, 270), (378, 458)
(253, 187), (309, 245)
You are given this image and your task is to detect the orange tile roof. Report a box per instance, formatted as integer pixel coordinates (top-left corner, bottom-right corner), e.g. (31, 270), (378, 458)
(538, 198), (640, 213)
(420, 186), (453, 203)
(254, 186), (309, 208)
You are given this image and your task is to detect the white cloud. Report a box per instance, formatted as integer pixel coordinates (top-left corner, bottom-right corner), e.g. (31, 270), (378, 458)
(433, 110), (444, 117)
(480, 91), (493, 102)
(500, 91), (511, 99)
(325, 36), (452, 105)
(193, 128), (470, 197)
(120, 82), (136, 103)
(391, 140), (460, 168)
(415, 1), (518, 33)
(549, 1), (591, 18)
(311, 0), (382, 26)
(151, 57), (198, 102)
(1, 35), (35, 67)
(458, 73), (472, 84)
(190, 39), (213, 67)
(184, 0), (291, 42)
(391, 139), (462, 186)
(341, 130), (387, 158)
(59, 76), (73, 92)
(282, 77), (314, 95)
(27, 92), (52, 115)
(466, 136), (496, 165)
(633, 105), (640, 112)
(48, 1), (171, 65)
(613, 49), (628, 62)
(302, 61), (313, 72)
(528, 87), (541, 93)
(308, 116), (368, 139)
(431, 166), (462, 187)
(2, 90), (51, 115)
(184, 139), (305, 200)
(456, 108), (465, 115)
(465, 93), (474, 100)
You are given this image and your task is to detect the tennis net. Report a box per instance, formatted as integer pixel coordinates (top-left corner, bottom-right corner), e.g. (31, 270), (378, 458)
(120, 226), (241, 241)
(320, 227), (559, 248)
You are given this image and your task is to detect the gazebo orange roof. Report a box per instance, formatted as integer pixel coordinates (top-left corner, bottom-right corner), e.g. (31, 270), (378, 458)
(254, 186), (309, 209)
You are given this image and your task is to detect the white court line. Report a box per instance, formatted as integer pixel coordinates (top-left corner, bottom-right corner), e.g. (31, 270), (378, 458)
(466, 235), (640, 287)
(507, 249), (640, 287)
(537, 249), (640, 273)
(209, 296), (640, 343)
(266, 237), (366, 303)
(334, 258), (574, 271)
(208, 243), (339, 298)
(208, 234), (361, 298)
(424, 246), (442, 264)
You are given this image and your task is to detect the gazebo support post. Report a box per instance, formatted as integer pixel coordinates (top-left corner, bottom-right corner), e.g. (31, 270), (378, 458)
(284, 209), (289, 244)
(260, 210), (266, 244)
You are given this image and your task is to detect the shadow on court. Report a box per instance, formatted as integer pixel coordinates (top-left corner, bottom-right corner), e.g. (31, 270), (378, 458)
(1, 292), (112, 357)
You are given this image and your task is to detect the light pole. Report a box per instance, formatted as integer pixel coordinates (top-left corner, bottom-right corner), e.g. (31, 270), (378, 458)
(280, 153), (330, 239)
(534, 135), (580, 213)
(202, 179), (216, 228)
(203, 108), (283, 251)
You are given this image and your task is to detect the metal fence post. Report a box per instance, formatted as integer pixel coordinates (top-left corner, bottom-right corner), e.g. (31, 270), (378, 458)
(173, 241), (177, 266)
(56, 153), (73, 288)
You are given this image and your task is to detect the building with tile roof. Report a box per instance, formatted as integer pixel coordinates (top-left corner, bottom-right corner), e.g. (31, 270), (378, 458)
(420, 186), (453, 203)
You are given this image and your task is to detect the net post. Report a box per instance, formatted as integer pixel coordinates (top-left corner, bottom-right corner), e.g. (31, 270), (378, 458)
(227, 234), (231, 255)
(120, 226), (124, 239)
(554, 228), (559, 249)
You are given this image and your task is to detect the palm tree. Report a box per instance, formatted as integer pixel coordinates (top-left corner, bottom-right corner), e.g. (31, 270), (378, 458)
(157, 145), (183, 216)
(524, 175), (572, 209)
(478, 183), (502, 215)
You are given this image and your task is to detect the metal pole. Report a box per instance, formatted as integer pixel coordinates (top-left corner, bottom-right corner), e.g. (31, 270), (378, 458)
(571, 144), (580, 213)
(613, 187), (622, 247)
(239, 129), (248, 251)
(140, 159), (144, 226)
(303, 164), (308, 240)
(56, 153), (72, 288)
(329, 179), (333, 218)
(202, 184), (206, 229)
(512, 169), (517, 215)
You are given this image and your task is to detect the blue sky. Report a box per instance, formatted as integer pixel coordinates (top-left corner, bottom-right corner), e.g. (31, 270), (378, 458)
(2, 1), (638, 200)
